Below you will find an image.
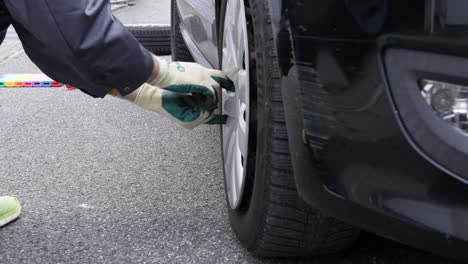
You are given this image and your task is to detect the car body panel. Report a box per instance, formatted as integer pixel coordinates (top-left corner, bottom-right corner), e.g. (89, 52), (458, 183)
(175, 0), (468, 260)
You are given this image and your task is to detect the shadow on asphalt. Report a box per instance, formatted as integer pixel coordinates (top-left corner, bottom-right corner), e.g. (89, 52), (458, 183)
(262, 233), (462, 264)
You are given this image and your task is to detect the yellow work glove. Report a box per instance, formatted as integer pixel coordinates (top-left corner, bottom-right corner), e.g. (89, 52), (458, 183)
(135, 58), (234, 129)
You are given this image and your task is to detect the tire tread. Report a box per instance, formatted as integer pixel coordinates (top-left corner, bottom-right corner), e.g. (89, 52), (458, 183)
(247, 0), (359, 257)
(126, 25), (171, 55)
(171, 0), (194, 62)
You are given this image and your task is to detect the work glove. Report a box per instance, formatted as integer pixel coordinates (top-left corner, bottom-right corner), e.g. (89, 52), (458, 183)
(135, 59), (234, 129)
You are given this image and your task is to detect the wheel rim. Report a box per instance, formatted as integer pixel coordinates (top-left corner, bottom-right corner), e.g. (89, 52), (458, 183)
(222, 0), (250, 210)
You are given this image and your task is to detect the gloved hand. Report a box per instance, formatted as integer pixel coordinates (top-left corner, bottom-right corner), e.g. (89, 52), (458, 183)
(135, 58), (234, 129)
(135, 83), (215, 129)
(149, 58), (234, 95)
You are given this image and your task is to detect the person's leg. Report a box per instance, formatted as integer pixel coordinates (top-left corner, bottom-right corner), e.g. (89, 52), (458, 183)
(0, 196), (21, 227)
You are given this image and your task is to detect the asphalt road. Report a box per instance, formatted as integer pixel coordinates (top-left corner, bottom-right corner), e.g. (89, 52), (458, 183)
(0, 1), (461, 263)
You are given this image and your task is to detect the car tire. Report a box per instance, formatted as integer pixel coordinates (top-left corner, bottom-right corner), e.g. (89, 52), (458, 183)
(220, 0), (360, 257)
(126, 25), (171, 55)
(170, 0), (194, 62)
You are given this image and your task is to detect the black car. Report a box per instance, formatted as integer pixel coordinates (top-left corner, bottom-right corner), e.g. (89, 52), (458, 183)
(171, 0), (468, 260)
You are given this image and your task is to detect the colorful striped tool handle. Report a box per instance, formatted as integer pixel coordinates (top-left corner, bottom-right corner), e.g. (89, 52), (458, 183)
(0, 74), (63, 88)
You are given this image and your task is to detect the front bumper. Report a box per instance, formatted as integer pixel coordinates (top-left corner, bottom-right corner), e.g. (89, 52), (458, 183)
(274, 0), (468, 260)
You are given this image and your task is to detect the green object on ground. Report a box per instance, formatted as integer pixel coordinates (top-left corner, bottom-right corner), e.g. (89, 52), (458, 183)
(0, 196), (21, 227)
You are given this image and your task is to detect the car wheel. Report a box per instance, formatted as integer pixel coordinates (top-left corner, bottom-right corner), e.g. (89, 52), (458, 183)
(220, 0), (359, 256)
(170, 0), (194, 61)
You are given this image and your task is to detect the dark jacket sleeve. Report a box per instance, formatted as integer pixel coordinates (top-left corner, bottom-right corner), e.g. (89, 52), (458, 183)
(3, 0), (153, 97)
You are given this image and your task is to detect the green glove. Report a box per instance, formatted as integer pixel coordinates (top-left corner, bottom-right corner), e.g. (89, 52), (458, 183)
(135, 83), (219, 129)
(135, 58), (234, 129)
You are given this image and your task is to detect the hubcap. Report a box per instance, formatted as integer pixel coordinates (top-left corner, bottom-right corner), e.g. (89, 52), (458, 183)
(222, 0), (250, 210)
